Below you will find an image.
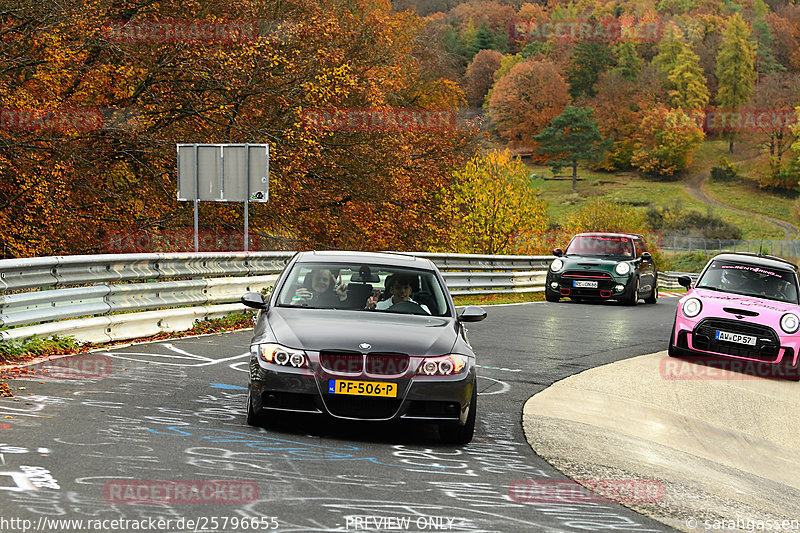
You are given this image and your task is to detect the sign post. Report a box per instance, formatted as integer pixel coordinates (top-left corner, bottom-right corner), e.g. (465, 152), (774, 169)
(177, 143), (269, 251)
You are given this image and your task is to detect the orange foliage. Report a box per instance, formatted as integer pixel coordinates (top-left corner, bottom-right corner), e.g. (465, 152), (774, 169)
(486, 60), (569, 155)
(0, 0), (480, 257)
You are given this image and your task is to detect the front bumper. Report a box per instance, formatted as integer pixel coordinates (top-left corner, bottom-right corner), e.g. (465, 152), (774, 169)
(248, 355), (475, 424)
(672, 315), (800, 368)
(546, 270), (634, 300)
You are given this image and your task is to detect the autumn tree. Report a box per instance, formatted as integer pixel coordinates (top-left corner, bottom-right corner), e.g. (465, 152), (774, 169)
(464, 49), (503, 108)
(534, 106), (607, 191)
(752, 73), (800, 189)
(486, 60), (569, 153)
(590, 69), (660, 171)
(482, 52), (524, 107)
(652, 22), (686, 75)
(767, 9), (799, 71)
(631, 108), (705, 179)
(715, 12), (757, 153)
(441, 150), (548, 254)
(563, 198), (649, 236)
(668, 46), (710, 112)
(0, 0), (480, 257)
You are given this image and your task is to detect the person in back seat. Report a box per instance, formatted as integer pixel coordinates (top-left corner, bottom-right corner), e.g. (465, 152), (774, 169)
(291, 268), (347, 307)
(366, 273), (430, 313)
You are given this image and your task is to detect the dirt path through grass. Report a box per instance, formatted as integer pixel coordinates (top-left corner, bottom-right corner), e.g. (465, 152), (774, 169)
(684, 150), (799, 240)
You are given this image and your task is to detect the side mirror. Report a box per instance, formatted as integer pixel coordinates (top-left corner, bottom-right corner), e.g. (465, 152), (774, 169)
(241, 292), (269, 309)
(553, 248), (563, 257)
(678, 275), (692, 289)
(641, 251), (652, 262)
(459, 306), (486, 323)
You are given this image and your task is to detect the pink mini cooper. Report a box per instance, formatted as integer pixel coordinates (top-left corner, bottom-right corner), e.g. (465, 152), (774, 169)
(669, 253), (800, 380)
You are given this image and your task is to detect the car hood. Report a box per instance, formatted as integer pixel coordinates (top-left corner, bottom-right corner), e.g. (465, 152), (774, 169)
(562, 255), (633, 266)
(688, 288), (800, 316)
(261, 308), (459, 355)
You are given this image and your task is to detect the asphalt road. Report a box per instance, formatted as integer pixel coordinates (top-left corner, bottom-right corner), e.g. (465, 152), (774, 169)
(0, 298), (679, 533)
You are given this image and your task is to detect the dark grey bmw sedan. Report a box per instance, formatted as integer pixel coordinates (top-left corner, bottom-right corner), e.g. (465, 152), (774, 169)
(240, 251), (486, 444)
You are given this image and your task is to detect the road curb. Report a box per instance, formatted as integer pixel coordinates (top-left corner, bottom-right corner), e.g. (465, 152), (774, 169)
(522, 351), (800, 532)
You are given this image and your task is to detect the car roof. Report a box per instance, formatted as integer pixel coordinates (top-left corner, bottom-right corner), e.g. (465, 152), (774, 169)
(293, 250), (437, 270)
(573, 232), (643, 239)
(710, 252), (799, 272)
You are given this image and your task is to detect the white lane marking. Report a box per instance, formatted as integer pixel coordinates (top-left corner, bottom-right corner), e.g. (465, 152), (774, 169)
(104, 351), (249, 367)
(476, 365), (522, 373)
(478, 376), (510, 396)
(163, 344), (213, 361)
(230, 361), (249, 372)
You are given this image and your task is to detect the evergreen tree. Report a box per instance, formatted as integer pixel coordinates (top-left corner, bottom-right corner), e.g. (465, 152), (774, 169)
(715, 12), (757, 153)
(753, 16), (784, 76)
(534, 107), (608, 191)
(752, 0), (782, 75)
(470, 22), (495, 56)
(668, 47), (709, 111)
(567, 41), (613, 99)
(612, 42), (644, 81)
(492, 26), (510, 55)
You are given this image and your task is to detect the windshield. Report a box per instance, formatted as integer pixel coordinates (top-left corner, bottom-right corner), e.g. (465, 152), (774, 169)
(565, 235), (635, 258)
(275, 262), (451, 316)
(696, 260), (799, 303)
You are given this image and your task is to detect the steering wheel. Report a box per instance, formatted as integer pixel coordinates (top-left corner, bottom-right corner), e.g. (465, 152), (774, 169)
(387, 301), (427, 315)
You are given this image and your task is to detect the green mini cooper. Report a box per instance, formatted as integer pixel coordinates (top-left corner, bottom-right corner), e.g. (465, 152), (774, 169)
(545, 232), (658, 305)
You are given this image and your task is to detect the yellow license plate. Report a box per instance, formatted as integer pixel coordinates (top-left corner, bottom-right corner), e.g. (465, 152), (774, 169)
(329, 380), (398, 398)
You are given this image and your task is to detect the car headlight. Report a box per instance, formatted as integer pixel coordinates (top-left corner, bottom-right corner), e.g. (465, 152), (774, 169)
(682, 298), (702, 318)
(615, 262), (631, 275)
(781, 313), (800, 334)
(258, 343), (307, 368)
(417, 354), (467, 376)
(550, 259), (563, 272)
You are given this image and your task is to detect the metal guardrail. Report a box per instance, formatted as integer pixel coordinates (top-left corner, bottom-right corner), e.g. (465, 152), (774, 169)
(659, 237), (800, 257)
(0, 252), (693, 344)
(658, 272), (698, 291)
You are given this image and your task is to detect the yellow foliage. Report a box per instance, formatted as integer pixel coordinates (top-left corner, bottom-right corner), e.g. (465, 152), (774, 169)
(563, 198), (649, 235)
(439, 150), (549, 255)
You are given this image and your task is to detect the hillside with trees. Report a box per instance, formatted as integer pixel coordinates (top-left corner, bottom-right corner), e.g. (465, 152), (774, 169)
(418, 0), (800, 182)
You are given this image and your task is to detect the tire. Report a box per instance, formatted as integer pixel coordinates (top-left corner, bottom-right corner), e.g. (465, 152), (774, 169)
(782, 359), (800, 381)
(246, 385), (265, 427)
(439, 385), (477, 445)
(624, 277), (639, 306)
(645, 276), (658, 304)
(545, 289), (560, 302)
(667, 322), (679, 357)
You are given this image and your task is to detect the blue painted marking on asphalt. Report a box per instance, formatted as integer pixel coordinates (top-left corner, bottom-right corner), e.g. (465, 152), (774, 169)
(210, 383), (247, 390)
(145, 426), (445, 469)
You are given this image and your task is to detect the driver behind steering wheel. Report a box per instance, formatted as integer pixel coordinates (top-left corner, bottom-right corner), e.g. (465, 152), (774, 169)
(366, 274), (430, 314)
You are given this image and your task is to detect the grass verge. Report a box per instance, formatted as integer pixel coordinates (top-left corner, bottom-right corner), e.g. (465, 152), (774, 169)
(527, 145), (788, 240)
(454, 292), (545, 306)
